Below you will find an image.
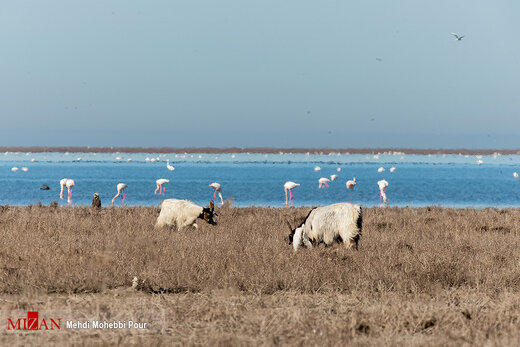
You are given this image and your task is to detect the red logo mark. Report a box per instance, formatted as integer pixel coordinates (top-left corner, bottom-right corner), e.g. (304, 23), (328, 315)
(7, 311), (61, 331)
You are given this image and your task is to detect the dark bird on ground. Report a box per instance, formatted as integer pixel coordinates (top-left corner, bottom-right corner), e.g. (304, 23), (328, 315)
(92, 193), (101, 209)
(40, 184), (50, 190)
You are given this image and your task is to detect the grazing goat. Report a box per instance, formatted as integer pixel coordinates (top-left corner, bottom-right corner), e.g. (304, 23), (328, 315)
(287, 203), (362, 251)
(155, 199), (216, 230)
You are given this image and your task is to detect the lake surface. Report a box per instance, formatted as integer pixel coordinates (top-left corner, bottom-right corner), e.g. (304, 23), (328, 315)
(1, 151), (519, 208)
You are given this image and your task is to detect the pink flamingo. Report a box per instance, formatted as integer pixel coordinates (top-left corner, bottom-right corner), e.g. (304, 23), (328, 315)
(66, 179), (75, 205)
(346, 177), (356, 201)
(59, 178), (68, 200)
(318, 177), (330, 189)
(209, 182), (224, 205)
(155, 179), (170, 195)
(377, 179), (388, 205)
(112, 183), (128, 206)
(284, 181), (300, 206)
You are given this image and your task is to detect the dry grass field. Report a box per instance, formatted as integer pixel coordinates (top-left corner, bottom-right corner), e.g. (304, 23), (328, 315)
(1, 204), (520, 345)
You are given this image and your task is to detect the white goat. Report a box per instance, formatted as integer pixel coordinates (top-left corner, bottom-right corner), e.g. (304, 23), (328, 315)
(288, 203), (362, 251)
(155, 199), (216, 230)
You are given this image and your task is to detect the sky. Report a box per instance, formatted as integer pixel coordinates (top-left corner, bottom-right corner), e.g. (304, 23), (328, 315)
(1, 1), (519, 148)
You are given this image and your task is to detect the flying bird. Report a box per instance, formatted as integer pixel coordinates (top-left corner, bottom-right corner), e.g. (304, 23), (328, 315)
(155, 179), (170, 195)
(112, 183), (128, 206)
(318, 177), (330, 189)
(209, 182), (224, 205)
(451, 33), (464, 41)
(284, 181), (300, 206)
(346, 177), (356, 201)
(92, 193), (101, 209)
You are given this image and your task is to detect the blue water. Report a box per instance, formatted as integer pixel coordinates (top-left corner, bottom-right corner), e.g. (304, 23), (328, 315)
(1, 151), (519, 208)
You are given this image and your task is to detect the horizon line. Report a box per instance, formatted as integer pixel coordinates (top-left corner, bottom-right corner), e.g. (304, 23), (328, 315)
(1, 146), (519, 155)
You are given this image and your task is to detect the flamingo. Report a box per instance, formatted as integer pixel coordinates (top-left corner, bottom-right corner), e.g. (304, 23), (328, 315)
(59, 178), (68, 199)
(284, 181), (300, 206)
(314, 166), (321, 172)
(155, 179), (170, 195)
(337, 168), (342, 172)
(377, 179), (389, 205)
(209, 182), (224, 205)
(66, 179), (75, 205)
(11, 167), (19, 172)
(112, 183), (128, 206)
(346, 177), (356, 201)
(21, 167), (28, 172)
(318, 177), (330, 188)
(477, 160), (483, 165)
(377, 167), (385, 173)
(389, 167), (396, 173)
(166, 160), (175, 171)
(330, 174), (338, 181)
(514, 172), (519, 178)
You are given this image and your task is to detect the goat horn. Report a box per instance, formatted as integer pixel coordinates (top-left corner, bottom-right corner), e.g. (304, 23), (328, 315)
(286, 221), (293, 232)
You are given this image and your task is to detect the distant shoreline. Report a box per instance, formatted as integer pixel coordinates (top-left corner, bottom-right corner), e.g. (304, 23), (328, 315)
(1, 146), (519, 155)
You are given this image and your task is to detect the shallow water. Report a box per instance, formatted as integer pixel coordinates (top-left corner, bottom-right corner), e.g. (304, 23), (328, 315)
(1, 151), (519, 207)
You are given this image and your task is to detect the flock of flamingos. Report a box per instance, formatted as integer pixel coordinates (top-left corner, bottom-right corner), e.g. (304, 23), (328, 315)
(50, 163), (392, 207)
(10, 152), (520, 207)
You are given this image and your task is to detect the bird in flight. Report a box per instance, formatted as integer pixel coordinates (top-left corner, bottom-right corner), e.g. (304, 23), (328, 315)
(451, 33), (465, 41)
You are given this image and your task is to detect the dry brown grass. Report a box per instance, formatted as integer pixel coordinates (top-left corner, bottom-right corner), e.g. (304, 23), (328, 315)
(1, 205), (520, 345)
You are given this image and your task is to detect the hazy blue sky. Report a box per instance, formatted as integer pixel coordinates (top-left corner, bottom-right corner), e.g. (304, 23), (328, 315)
(1, 1), (519, 148)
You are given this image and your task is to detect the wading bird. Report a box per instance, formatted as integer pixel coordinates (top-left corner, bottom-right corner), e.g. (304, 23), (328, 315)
(377, 167), (385, 173)
(377, 179), (389, 205)
(514, 172), (519, 178)
(314, 166), (321, 172)
(346, 177), (356, 201)
(166, 160), (175, 171)
(209, 182), (224, 205)
(112, 183), (128, 206)
(11, 167), (18, 172)
(390, 167), (396, 173)
(66, 179), (75, 205)
(330, 174), (338, 181)
(59, 178), (68, 199)
(155, 179), (170, 195)
(318, 177), (330, 188)
(284, 181), (300, 206)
